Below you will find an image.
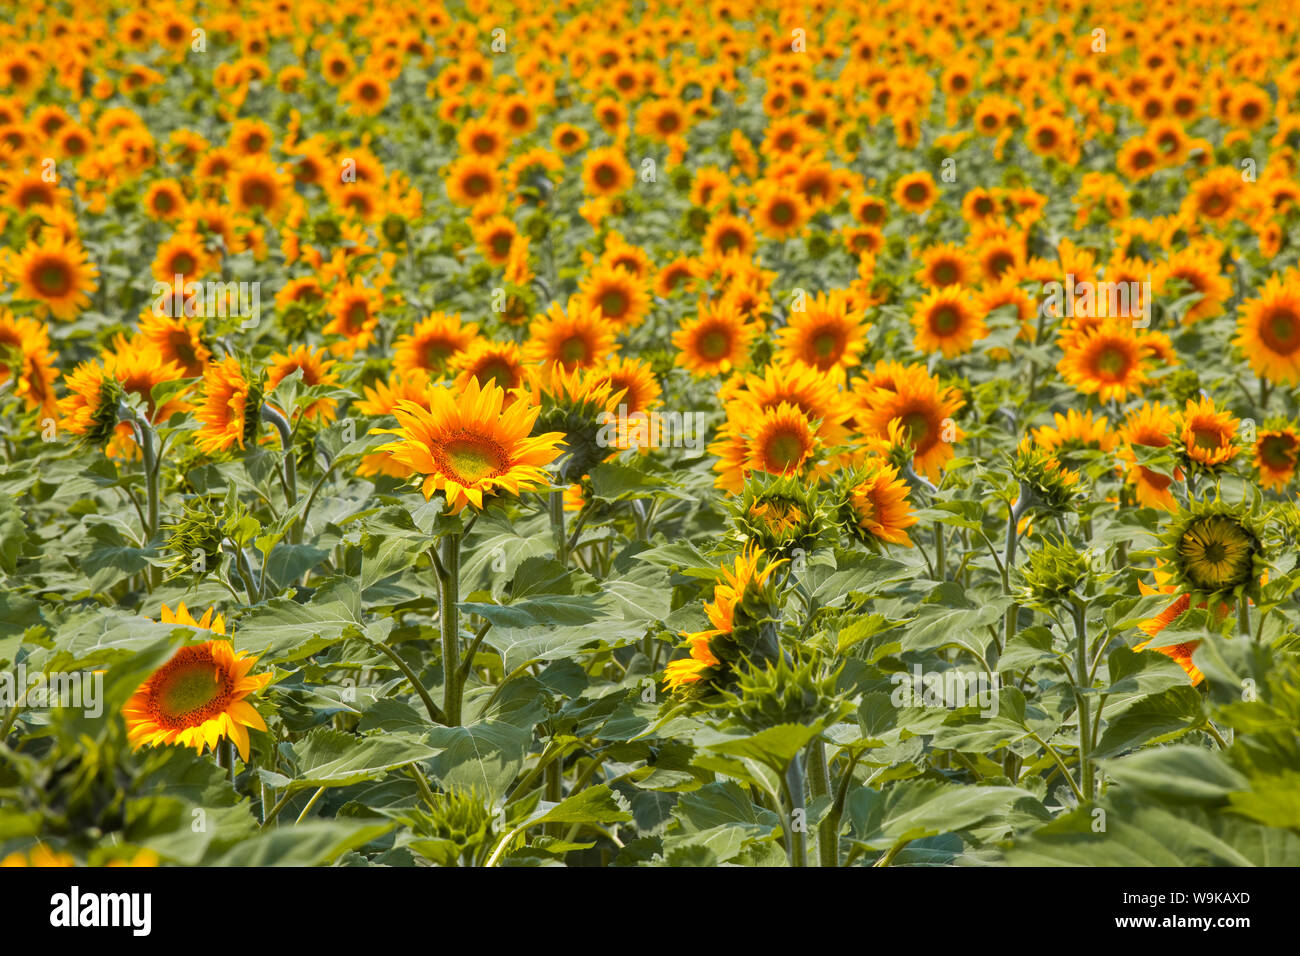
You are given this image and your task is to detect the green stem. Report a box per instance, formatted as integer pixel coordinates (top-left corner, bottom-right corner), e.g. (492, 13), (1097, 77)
(783, 756), (808, 868)
(369, 638), (447, 725)
(294, 786), (327, 824)
(549, 489), (568, 565)
(806, 739), (836, 867)
(1070, 597), (1094, 802)
(933, 520), (946, 581)
(261, 404), (299, 542)
(438, 534), (463, 726)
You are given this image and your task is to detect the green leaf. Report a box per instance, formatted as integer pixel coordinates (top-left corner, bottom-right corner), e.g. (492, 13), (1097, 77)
(290, 727), (442, 788)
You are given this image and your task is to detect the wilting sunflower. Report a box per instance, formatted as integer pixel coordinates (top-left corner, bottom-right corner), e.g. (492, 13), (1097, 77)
(1154, 498), (1266, 606)
(124, 605), (271, 762)
(1234, 273), (1300, 385)
(374, 377), (566, 513)
(775, 290), (869, 381)
(1177, 396), (1239, 470)
(856, 364), (964, 480)
(673, 299), (757, 377)
(394, 312), (479, 379)
(9, 234), (98, 320)
(582, 146), (634, 198)
(524, 298), (617, 370)
(1057, 322), (1152, 402)
(195, 357), (262, 455)
(1120, 402), (1181, 511)
(1254, 425), (1300, 490)
(911, 286), (986, 357)
(578, 264), (651, 329)
(843, 458), (917, 547)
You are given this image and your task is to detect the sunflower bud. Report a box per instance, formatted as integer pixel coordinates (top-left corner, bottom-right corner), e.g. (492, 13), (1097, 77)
(1018, 537), (1091, 608)
(729, 474), (833, 557)
(165, 498), (225, 582)
(721, 649), (849, 733)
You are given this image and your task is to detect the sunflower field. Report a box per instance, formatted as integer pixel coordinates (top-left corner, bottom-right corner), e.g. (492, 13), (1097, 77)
(1, 0), (1299, 876)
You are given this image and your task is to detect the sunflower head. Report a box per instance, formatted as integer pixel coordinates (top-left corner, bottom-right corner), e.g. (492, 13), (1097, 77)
(1152, 496), (1268, 607)
(838, 456), (919, 549)
(1018, 537), (1094, 609)
(1010, 438), (1083, 514)
(164, 498), (225, 584)
(728, 474), (834, 558)
(718, 647), (850, 733)
(517, 363), (624, 484)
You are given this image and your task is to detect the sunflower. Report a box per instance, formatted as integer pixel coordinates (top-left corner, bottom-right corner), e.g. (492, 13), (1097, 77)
(195, 357), (262, 455)
(582, 146), (634, 198)
(137, 311), (210, 377)
(444, 156), (501, 206)
(472, 215), (519, 266)
(265, 346), (339, 422)
(753, 183), (811, 239)
(59, 343), (191, 457)
(745, 403), (818, 479)
(1032, 408), (1118, 457)
(551, 123), (589, 156)
(5, 171), (64, 212)
(893, 171), (938, 214)
(150, 228), (210, 285)
(663, 547), (786, 696)
(394, 312), (478, 379)
(375, 377), (565, 513)
(1183, 166), (1239, 224)
(673, 299), (757, 377)
(703, 213), (757, 259)
(1155, 498), (1265, 606)
(342, 74), (390, 116)
(0, 310), (58, 415)
(596, 356), (662, 416)
(775, 290), (869, 381)
(227, 156), (290, 217)
(1177, 396), (1239, 470)
(1120, 402), (1181, 511)
(1254, 426), (1300, 490)
(912, 286), (985, 357)
(9, 235), (98, 320)
(451, 339), (526, 392)
(844, 459), (917, 547)
(1133, 582), (1204, 685)
(578, 264), (651, 329)
(1116, 137), (1160, 180)
(124, 607), (271, 763)
(323, 280), (382, 357)
(1158, 248), (1231, 324)
(1234, 273), (1300, 385)
(1057, 323), (1152, 402)
(524, 298), (617, 370)
(857, 365), (964, 480)
(655, 256), (697, 297)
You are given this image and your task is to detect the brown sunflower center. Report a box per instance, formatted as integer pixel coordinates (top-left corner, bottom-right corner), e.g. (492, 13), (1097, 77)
(900, 411), (932, 445)
(904, 183), (927, 203)
(765, 430), (807, 470)
(593, 164), (617, 188)
(600, 290), (628, 318)
(1094, 345), (1131, 379)
(1261, 306), (1300, 354)
(33, 259), (73, 296)
(560, 335), (589, 364)
(1260, 434), (1298, 469)
(930, 306), (961, 335)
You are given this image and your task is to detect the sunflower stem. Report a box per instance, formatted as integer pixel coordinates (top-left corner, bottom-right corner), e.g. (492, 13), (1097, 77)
(1237, 599), (1251, 638)
(933, 520), (946, 581)
(805, 738), (837, 867)
(438, 532), (463, 726)
(1002, 497), (1027, 649)
(260, 404), (299, 543)
(1069, 596), (1095, 803)
(549, 489), (569, 565)
(782, 755), (808, 868)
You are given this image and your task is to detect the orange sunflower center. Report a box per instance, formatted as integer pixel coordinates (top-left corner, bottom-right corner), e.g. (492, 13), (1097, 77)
(147, 648), (235, 729)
